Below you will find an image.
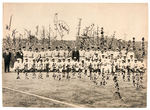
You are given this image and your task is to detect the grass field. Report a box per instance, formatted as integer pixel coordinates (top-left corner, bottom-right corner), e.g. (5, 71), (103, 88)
(2, 70), (147, 108)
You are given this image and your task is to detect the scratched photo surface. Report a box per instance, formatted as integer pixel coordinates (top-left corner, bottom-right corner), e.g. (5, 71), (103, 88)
(2, 3), (148, 108)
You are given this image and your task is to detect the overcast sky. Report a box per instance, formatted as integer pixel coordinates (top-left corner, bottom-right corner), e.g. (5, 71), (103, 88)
(3, 3), (148, 41)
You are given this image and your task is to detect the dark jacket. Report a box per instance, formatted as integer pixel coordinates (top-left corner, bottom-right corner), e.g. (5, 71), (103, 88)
(72, 50), (80, 61)
(3, 52), (11, 63)
(16, 51), (23, 60)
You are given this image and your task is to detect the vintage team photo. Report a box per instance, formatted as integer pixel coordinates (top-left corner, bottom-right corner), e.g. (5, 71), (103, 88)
(2, 3), (148, 107)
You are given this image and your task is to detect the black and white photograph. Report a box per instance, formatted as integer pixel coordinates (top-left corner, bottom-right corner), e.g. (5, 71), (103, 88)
(2, 2), (148, 108)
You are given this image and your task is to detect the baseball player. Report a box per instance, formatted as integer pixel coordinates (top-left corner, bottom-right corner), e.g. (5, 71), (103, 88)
(14, 58), (23, 79)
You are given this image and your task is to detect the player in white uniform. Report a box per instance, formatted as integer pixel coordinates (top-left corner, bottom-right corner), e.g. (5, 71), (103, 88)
(120, 48), (127, 58)
(38, 59), (43, 79)
(126, 59), (132, 82)
(127, 51), (135, 60)
(14, 58), (23, 79)
(64, 47), (68, 58)
(45, 58), (50, 78)
(23, 58), (30, 79)
(40, 47), (46, 62)
(70, 59), (75, 78)
(59, 46), (65, 58)
(92, 52), (99, 61)
(28, 47), (33, 68)
(34, 48), (40, 62)
(62, 58), (66, 78)
(53, 47), (59, 59)
(32, 59), (36, 79)
(45, 47), (53, 61)
(113, 49), (120, 59)
(97, 47), (102, 60)
(84, 59), (88, 76)
(79, 47), (85, 61)
(85, 48), (91, 60)
(49, 59), (53, 72)
(75, 61), (81, 78)
(138, 60), (145, 88)
(52, 59), (57, 79)
(66, 58), (71, 80)
(80, 59), (85, 78)
(92, 59), (98, 83)
(90, 47), (95, 60)
(57, 59), (63, 80)
(65, 46), (71, 58)
(138, 59), (146, 76)
(88, 59), (93, 80)
(22, 46), (28, 60)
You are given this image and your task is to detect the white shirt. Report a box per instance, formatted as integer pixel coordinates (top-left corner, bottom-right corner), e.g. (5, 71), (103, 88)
(14, 60), (23, 70)
(40, 51), (45, 58)
(33, 52), (40, 60)
(28, 51), (33, 58)
(79, 50), (85, 57)
(37, 62), (43, 70)
(93, 61), (98, 69)
(53, 50), (59, 57)
(59, 50), (65, 57)
(113, 51), (120, 59)
(127, 52), (135, 59)
(46, 50), (53, 57)
(64, 50), (69, 57)
(62, 61), (66, 70)
(22, 50), (28, 58)
(85, 51), (91, 59)
(89, 50), (94, 58)
(121, 50), (126, 57)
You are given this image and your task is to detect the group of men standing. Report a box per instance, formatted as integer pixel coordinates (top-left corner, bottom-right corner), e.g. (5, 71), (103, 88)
(3, 48), (23, 73)
(3, 46), (145, 75)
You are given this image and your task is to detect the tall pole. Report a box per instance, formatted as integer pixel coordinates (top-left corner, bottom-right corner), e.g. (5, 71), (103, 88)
(77, 18), (82, 48)
(126, 40), (131, 54)
(48, 25), (51, 47)
(97, 26), (99, 46)
(77, 18), (82, 37)
(100, 27), (104, 49)
(142, 37), (145, 58)
(8, 15), (13, 30)
(54, 13), (58, 39)
(132, 37), (136, 53)
(42, 26), (45, 48)
(109, 31), (116, 50)
(12, 29), (16, 47)
(35, 25), (39, 36)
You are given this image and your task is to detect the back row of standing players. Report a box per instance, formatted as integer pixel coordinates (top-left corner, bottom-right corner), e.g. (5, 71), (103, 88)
(15, 46), (145, 73)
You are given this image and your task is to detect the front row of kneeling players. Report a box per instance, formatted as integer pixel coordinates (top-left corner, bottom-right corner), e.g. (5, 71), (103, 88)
(14, 56), (145, 89)
(14, 58), (92, 79)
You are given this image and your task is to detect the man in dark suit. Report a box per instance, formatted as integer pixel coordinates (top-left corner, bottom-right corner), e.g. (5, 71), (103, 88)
(3, 48), (11, 73)
(72, 47), (80, 62)
(10, 48), (16, 68)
